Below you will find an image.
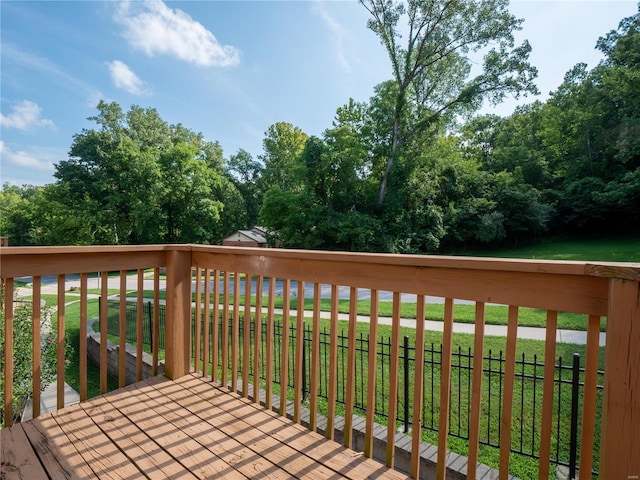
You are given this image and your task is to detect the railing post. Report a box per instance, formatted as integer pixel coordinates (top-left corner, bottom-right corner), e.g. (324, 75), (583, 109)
(600, 277), (640, 478)
(164, 247), (192, 380)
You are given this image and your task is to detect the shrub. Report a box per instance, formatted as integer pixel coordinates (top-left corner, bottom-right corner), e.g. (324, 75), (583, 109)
(0, 295), (72, 426)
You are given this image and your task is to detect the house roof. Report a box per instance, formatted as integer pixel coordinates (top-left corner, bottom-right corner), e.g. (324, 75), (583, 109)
(223, 227), (267, 244)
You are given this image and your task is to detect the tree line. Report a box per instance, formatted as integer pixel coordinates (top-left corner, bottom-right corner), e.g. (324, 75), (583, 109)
(2, 2), (638, 253)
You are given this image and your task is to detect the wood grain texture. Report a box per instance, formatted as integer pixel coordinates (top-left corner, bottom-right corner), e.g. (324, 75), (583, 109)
(386, 292), (402, 468)
(537, 310), (558, 480)
(0, 424), (48, 479)
(364, 289), (379, 459)
(600, 278), (640, 478)
(1, 374), (409, 480)
(466, 302), (486, 480)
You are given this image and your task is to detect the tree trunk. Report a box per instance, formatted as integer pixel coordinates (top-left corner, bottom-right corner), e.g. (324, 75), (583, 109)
(378, 115), (401, 206)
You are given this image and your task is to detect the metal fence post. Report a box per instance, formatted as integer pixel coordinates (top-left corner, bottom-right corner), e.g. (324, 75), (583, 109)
(302, 325), (307, 402)
(147, 301), (153, 347)
(403, 335), (410, 434)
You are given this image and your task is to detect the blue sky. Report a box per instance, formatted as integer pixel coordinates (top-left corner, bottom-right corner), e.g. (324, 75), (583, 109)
(1, 0), (637, 187)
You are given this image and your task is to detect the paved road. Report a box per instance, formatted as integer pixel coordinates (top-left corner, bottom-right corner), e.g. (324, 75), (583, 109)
(20, 273), (603, 346)
(28, 273), (471, 304)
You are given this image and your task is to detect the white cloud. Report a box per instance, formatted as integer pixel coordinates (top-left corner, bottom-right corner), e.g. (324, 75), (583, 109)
(0, 100), (55, 131)
(87, 90), (110, 107)
(312, 1), (352, 74)
(0, 141), (56, 171)
(115, 0), (241, 68)
(107, 61), (150, 96)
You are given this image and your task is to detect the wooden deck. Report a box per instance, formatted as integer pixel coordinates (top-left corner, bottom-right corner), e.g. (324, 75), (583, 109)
(1, 374), (410, 479)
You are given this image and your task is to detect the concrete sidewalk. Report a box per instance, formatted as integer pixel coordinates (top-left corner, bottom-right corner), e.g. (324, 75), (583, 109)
(22, 382), (80, 421)
(123, 296), (603, 346)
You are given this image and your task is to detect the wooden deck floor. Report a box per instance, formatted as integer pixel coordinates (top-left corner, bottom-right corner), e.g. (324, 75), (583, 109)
(1, 374), (410, 479)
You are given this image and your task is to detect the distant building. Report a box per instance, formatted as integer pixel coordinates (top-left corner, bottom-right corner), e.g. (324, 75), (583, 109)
(0, 237), (8, 247)
(222, 226), (267, 247)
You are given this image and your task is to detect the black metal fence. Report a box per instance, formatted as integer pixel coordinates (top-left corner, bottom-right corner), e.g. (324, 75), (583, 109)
(105, 299), (603, 476)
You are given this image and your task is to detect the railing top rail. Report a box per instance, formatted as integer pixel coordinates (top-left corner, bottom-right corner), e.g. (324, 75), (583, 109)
(0, 244), (183, 255)
(2, 244), (638, 281)
(189, 245), (640, 280)
(0, 245), (171, 278)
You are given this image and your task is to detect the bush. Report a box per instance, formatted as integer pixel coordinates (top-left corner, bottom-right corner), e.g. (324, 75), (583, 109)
(0, 295), (72, 426)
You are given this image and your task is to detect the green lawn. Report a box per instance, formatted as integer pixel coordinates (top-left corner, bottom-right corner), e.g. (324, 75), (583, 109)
(460, 236), (640, 262)
(127, 289), (603, 332)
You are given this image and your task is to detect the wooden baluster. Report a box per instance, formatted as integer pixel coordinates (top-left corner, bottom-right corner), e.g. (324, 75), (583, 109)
(221, 271), (230, 387)
(309, 282), (321, 432)
(79, 274), (87, 401)
(498, 305), (519, 479)
(410, 295), (427, 478)
(211, 269), (219, 383)
(578, 314), (601, 480)
(538, 310), (558, 479)
(100, 272), (108, 393)
(194, 267), (202, 375)
(326, 284), (339, 441)
(4, 278), (14, 426)
(32, 276), (42, 416)
(152, 268), (160, 376)
(136, 269), (143, 382)
(279, 279), (291, 416)
(364, 289), (379, 458)
(202, 269), (210, 379)
(253, 275), (263, 404)
(232, 272), (240, 392)
(265, 277), (275, 410)
(293, 280), (305, 423)
(466, 301), (486, 480)
(57, 274), (66, 409)
(242, 273), (252, 397)
(436, 297), (455, 479)
(118, 271), (126, 388)
(386, 292), (401, 468)
(344, 287), (358, 449)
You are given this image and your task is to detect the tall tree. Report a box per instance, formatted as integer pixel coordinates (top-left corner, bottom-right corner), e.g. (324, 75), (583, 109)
(54, 101), (227, 244)
(226, 149), (264, 228)
(361, 0), (538, 205)
(258, 122), (309, 193)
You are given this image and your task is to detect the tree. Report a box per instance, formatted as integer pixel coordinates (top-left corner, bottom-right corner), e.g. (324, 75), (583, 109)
(226, 149), (264, 229)
(258, 122), (308, 194)
(360, 0), (538, 205)
(54, 101), (228, 244)
(0, 184), (38, 245)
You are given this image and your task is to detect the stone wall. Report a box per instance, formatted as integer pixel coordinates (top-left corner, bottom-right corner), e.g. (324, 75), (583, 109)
(87, 317), (164, 384)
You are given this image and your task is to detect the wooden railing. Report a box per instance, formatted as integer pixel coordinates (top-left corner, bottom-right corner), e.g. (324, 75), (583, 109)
(1, 245), (638, 479)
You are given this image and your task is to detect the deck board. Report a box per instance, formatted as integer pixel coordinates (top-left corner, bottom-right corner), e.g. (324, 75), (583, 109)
(1, 374), (410, 480)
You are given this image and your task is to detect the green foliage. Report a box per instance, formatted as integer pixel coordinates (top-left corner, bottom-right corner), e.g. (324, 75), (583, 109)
(226, 149), (264, 229)
(258, 122), (309, 194)
(49, 101), (238, 245)
(3, 7), (639, 252)
(0, 297), (71, 426)
(360, 0), (538, 205)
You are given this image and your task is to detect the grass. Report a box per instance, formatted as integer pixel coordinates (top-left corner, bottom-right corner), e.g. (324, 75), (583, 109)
(460, 236), (640, 262)
(128, 289), (604, 332)
(29, 295), (120, 399)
